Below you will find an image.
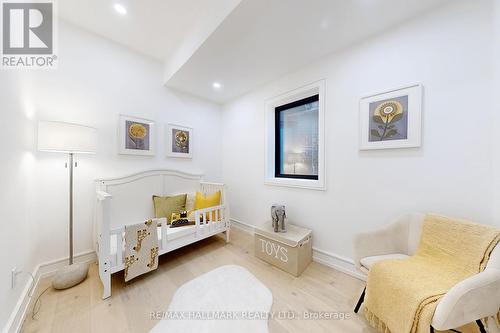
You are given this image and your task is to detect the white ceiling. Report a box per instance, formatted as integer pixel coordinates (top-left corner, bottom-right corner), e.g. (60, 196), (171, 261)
(59, 0), (451, 104)
(166, 0), (451, 103)
(57, 0), (241, 60)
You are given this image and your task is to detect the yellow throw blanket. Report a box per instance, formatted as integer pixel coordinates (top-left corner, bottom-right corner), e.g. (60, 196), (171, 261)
(364, 214), (500, 333)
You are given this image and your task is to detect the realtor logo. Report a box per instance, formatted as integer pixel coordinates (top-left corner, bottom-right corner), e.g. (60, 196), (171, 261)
(1, 1), (57, 69)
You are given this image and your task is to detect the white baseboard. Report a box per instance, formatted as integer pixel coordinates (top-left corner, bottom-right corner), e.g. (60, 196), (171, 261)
(230, 218), (255, 234)
(230, 218), (366, 281)
(312, 248), (366, 281)
(3, 250), (97, 333)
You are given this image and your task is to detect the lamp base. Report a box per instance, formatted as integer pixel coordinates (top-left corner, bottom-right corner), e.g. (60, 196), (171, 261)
(52, 262), (89, 290)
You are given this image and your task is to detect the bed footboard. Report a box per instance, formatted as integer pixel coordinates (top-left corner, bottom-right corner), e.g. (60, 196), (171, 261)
(193, 204), (229, 238)
(200, 182), (230, 242)
(96, 190), (112, 299)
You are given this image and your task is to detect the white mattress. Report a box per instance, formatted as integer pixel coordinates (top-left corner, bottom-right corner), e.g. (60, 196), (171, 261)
(110, 225), (197, 257)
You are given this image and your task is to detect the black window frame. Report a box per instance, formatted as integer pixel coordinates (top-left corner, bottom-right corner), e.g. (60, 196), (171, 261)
(274, 94), (319, 180)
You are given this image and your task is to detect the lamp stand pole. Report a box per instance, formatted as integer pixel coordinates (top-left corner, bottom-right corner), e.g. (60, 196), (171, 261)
(51, 153), (89, 290)
(69, 153), (74, 265)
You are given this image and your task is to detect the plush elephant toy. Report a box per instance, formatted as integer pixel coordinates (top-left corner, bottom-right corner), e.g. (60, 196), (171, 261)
(271, 205), (287, 233)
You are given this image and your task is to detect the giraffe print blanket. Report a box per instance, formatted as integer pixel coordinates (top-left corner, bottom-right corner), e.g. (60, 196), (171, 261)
(124, 219), (159, 282)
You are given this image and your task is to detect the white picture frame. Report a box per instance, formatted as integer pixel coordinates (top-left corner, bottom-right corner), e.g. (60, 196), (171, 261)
(119, 115), (156, 156)
(166, 124), (193, 158)
(359, 84), (422, 150)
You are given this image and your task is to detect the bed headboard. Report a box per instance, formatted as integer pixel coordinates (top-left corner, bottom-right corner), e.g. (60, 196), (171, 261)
(96, 169), (203, 228)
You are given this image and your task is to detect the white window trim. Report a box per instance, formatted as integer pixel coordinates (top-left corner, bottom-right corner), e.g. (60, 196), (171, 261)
(264, 79), (326, 190)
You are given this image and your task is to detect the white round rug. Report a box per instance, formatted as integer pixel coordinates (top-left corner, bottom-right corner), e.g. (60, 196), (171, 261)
(150, 265), (273, 333)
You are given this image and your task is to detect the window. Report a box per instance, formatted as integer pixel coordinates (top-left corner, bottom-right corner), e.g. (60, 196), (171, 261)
(265, 80), (325, 190)
(275, 95), (319, 180)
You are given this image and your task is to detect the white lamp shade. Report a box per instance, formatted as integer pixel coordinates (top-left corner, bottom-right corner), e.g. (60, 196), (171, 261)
(38, 121), (98, 154)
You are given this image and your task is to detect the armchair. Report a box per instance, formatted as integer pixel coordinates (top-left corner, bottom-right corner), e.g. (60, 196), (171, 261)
(352, 213), (500, 333)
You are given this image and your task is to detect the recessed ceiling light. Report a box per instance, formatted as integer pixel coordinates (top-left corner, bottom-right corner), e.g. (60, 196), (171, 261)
(212, 82), (222, 89)
(114, 3), (127, 16)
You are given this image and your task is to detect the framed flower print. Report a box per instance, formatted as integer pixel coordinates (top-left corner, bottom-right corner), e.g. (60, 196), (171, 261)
(359, 84), (422, 150)
(166, 124), (193, 158)
(119, 115), (156, 156)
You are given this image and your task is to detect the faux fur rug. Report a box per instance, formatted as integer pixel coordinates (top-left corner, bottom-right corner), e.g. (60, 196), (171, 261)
(150, 265), (273, 333)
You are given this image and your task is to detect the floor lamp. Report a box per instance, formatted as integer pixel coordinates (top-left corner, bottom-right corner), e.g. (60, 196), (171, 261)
(38, 121), (98, 289)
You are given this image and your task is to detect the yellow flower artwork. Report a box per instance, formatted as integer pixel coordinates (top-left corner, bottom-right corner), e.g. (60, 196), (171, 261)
(171, 129), (189, 153)
(369, 96), (408, 142)
(129, 123), (147, 139)
(167, 124), (192, 158)
(126, 121), (150, 150)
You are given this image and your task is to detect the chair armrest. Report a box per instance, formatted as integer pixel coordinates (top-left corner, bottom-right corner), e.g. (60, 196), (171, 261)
(432, 268), (500, 330)
(353, 219), (410, 269)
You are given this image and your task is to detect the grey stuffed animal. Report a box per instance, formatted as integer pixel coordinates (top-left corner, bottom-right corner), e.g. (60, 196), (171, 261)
(271, 204), (286, 233)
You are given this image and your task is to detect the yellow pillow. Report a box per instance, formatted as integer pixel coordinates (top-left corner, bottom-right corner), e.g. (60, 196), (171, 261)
(194, 191), (221, 221)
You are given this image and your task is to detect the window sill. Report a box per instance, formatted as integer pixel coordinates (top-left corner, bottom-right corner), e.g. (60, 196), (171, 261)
(264, 177), (326, 191)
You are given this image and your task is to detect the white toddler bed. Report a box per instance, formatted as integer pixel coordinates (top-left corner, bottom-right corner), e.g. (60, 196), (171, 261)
(94, 169), (230, 299)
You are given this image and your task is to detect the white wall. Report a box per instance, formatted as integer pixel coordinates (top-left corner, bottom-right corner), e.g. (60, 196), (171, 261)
(0, 72), (38, 332)
(493, 0), (500, 227)
(222, 0), (498, 264)
(0, 21), (223, 330)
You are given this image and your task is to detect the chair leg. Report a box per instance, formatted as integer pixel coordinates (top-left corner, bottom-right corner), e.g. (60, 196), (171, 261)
(476, 319), (486, 333)
(354, 287), (366, 313)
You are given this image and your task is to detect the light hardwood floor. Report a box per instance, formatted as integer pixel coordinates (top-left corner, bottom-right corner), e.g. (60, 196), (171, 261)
(22, 227), (479, 333)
